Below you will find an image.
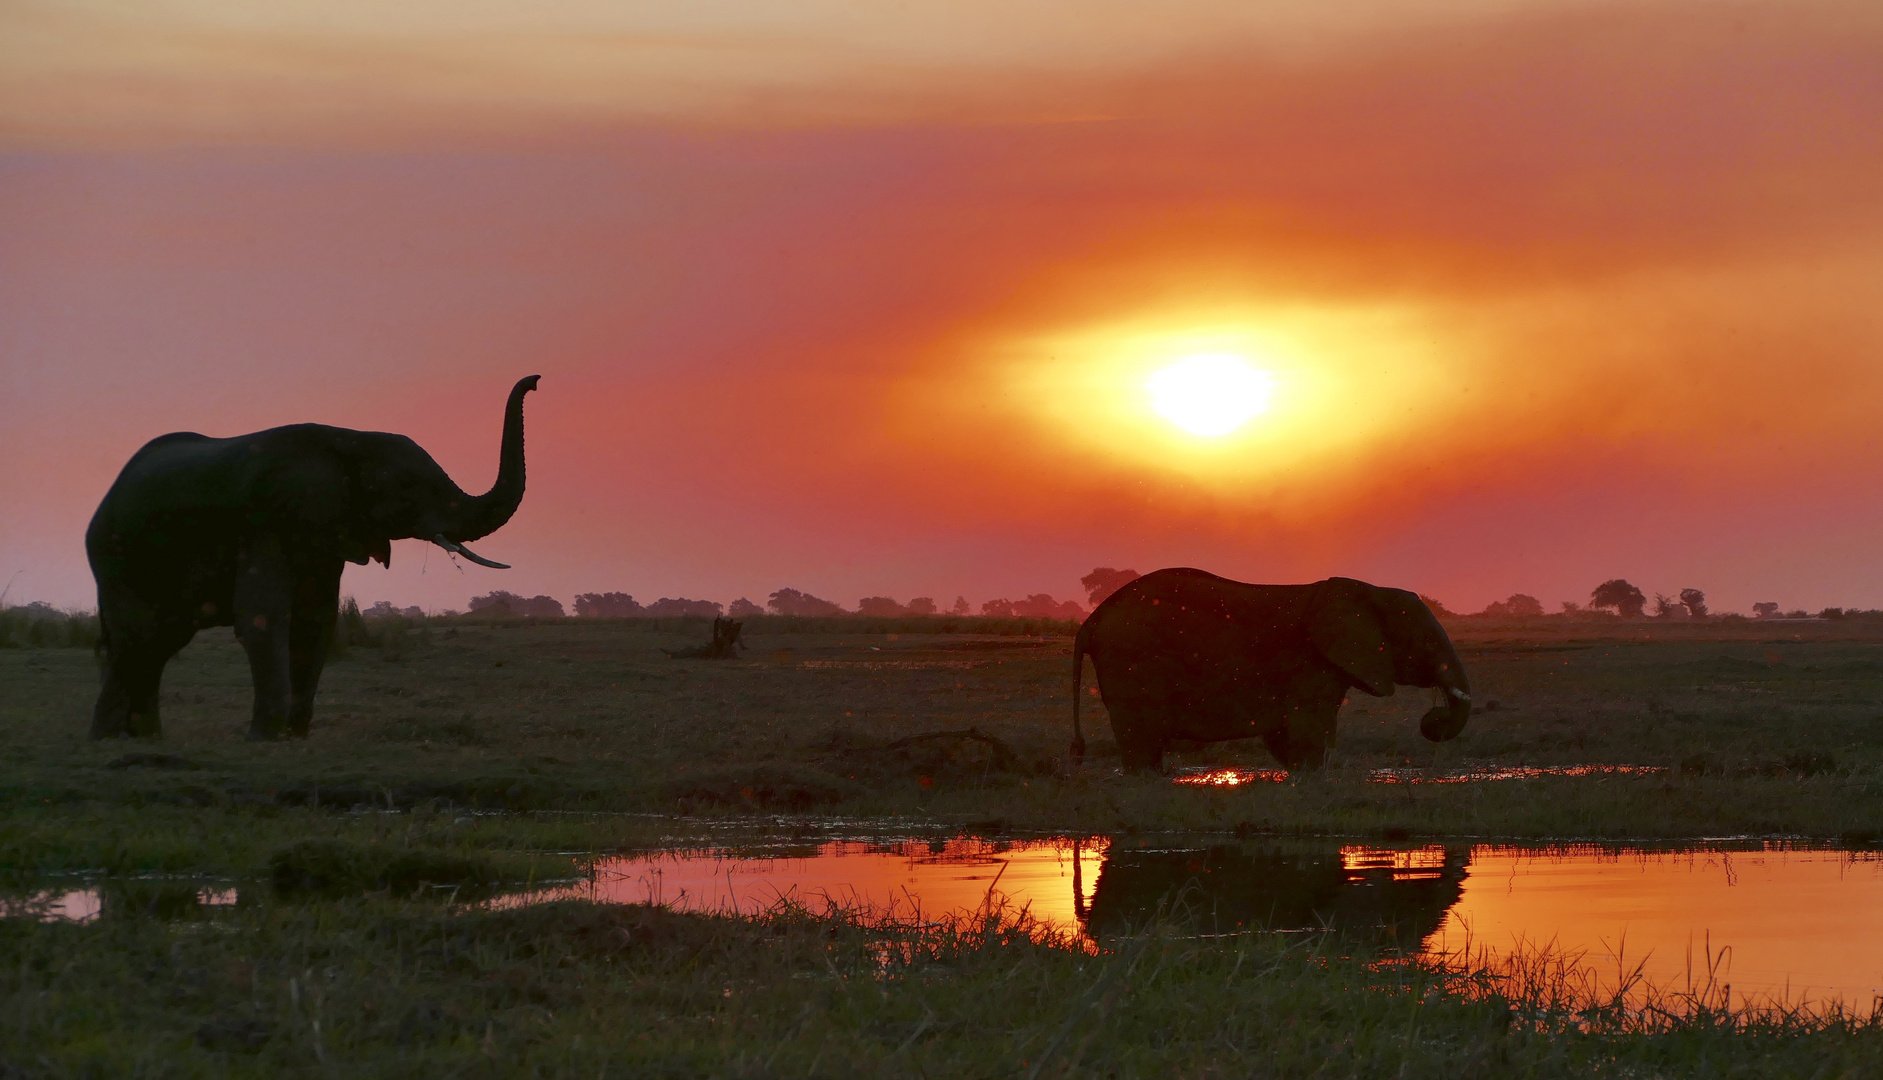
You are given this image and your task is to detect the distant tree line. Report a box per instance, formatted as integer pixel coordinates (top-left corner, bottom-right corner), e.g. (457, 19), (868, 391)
(469, 591), (566, 619)
(979, 595), (1086, 619)
(0, 601), (99, 649)
(444, 570), (1128, 622)
(569, 592), (727, 617)
(1433, 579), (1877, 621)
(344, 565), (1877, 625)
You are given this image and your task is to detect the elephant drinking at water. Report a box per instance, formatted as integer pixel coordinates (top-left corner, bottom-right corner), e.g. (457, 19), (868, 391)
(1071, 568), (1471, 771)
(87, 375), (540, 740)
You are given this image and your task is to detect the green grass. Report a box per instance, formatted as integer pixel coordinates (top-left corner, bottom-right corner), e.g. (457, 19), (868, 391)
(5, 894), (1880, 1078)
(3, 616), (1880, 838)
(5, 615), (1883, 1074)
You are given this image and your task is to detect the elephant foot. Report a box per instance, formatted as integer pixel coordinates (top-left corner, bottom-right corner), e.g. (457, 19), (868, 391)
(1119, 753), (1166, 773)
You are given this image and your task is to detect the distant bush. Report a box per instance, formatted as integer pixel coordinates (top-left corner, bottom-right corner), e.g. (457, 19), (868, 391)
(645, 597), (723, 618)
(1080, 568), (1141, 607)
(1590, 579), (1647, 619)
(1651, 593), (1688, 620)
(331, 598), (369, 656)
(737, 614), (1081, 637)
(575, 592), (644, 617)
(727, 597), (765, 617)
(768, 588), (846, 616)
(1479, 594), (1544, 618)
(853, 595), (944, 617)
(984, 594), (1085, 620)
(1752, 602), (1780, 619)
(331, 597), (433, 659)
(0, 602), (99, 649)
(468, 591), (566, 618)
(1679, 588), (1708, 618)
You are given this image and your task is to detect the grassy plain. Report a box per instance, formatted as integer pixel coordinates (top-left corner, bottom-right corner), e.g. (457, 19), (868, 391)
(4, 614), (1881, 843)
(4, 613), (1882, 1075)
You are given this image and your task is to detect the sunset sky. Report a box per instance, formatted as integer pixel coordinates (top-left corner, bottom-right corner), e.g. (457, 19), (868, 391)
(4, 0), (1881, 614)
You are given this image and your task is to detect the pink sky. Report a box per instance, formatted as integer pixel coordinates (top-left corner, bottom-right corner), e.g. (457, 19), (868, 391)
(4, 1), (1881, 614)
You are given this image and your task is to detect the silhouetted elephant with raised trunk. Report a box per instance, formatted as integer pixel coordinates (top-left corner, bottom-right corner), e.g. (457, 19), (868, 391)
(87, 376), (540, 740)
(1072, 568), (1470, 771)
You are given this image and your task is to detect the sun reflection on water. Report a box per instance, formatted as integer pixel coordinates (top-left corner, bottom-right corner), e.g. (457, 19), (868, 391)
(1172, 763), (1669, 786)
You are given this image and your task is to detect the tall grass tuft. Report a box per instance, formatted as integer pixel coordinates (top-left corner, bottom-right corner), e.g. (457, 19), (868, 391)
(329, 598), (433, 660)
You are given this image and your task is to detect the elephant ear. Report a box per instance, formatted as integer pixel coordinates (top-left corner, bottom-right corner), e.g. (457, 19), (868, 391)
(1307, 580), (1395, 697)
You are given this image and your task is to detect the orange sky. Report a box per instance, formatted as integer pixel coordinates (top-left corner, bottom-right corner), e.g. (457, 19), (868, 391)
(3, 0), (1881, 613)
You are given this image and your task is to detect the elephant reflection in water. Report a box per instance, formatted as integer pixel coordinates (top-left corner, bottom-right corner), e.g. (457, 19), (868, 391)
(1074, 839), (1471, 952)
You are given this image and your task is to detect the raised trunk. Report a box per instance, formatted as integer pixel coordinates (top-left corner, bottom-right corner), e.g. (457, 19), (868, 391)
(447, 376), (538, 543)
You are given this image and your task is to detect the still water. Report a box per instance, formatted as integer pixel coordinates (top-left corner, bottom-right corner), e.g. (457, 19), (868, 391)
(515, 837), (1883, 1012)
(16, 837), (1880, 1012)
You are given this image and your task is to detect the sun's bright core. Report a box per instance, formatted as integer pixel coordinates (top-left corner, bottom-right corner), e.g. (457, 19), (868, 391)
(1145, 354), (1274, 436)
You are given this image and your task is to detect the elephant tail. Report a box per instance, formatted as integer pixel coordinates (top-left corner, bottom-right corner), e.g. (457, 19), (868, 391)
(1070, 617), (1092, 766)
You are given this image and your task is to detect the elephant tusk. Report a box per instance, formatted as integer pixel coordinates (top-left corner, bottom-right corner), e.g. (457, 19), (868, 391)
(432, 534), (511, 569)
(1448, 688), (1471, 702)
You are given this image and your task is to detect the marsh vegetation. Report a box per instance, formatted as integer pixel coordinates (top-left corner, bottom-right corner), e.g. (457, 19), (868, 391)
(4, 613), (1882, 1073)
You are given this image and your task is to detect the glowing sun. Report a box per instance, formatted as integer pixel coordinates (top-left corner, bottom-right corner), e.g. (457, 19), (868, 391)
(1145, 354), (1274, 436)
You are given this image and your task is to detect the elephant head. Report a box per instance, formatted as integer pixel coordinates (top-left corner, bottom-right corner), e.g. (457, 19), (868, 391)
(339, 375), (538, 569)
(1306, 578), (1471, 742)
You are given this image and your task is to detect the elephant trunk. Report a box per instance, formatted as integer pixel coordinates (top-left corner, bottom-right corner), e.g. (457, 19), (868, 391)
(1418, 654), (1471, 743)
(446, 376), (539, 544)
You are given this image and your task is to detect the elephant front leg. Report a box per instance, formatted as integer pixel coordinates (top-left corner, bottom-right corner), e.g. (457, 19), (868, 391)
(234, 536), (295, 740)
(285, 563), (344, 737)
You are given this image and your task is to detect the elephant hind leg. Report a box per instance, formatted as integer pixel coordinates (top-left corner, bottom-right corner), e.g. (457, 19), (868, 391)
(1262, 724), (1333, 771)
(1108, 703), (1168, 773)
(91, 620), (193, 739)
(1260, 727), (1294, 768)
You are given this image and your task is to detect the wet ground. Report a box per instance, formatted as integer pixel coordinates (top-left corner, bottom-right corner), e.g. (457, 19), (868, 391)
(29, 832), (1870, 1013)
